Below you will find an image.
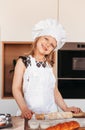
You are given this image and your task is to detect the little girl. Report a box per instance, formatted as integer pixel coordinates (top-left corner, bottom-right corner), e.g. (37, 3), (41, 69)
(12, 19), (82, 119)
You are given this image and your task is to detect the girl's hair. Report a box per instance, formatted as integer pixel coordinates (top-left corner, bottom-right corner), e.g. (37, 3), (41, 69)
(25, 37), (56, 67)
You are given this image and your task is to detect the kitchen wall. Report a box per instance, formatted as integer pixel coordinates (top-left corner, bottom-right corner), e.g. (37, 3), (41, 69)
(0, 0), (58, 115)
(0, 0), (85, 115)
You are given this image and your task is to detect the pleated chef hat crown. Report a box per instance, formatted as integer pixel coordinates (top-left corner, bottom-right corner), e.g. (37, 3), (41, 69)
(32, 18), (66, 50)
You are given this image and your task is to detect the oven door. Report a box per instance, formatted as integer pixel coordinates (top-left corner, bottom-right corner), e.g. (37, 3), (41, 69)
(58, 50), (85, 78)
(58, 79), (85, 99)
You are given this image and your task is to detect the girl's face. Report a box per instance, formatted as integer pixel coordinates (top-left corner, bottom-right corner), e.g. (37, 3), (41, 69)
(36, 36), (57, 55)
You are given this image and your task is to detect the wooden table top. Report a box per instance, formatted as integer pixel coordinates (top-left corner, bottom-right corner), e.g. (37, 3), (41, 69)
(3, 116), (24, 130)
(24, 118), (85, 130)
(2, 116), (85, 130)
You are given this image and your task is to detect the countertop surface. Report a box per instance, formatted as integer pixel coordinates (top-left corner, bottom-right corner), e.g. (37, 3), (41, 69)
(2, 116), (24, 130)
(25, 117), (85, 130)
(2, 116), (85, 130)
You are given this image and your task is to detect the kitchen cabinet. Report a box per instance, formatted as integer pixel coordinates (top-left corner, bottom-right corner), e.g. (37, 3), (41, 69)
(2, 42), (33, 98)
(0, 0), (58, 41)
(59, 0), (85, 42)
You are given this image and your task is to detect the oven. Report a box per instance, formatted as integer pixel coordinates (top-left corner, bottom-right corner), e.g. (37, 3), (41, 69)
(58, 42), (85, 99)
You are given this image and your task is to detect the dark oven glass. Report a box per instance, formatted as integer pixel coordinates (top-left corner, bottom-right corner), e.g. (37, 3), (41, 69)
(58, 50), (85, 78)
(58, 79), (85, 99)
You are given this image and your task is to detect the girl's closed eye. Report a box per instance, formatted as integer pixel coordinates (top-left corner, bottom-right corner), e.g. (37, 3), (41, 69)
(44, 37), (48, 41)
(50, 43), (55, 48)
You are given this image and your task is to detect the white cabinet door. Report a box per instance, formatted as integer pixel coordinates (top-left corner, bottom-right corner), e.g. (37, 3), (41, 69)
(0, 0), (58, 41)
(59, 0), (85, 42)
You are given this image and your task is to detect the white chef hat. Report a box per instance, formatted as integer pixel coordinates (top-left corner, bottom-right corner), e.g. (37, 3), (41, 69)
(32, 18), (66, 50)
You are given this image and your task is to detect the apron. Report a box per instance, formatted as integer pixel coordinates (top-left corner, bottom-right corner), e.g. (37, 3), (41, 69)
(23, 55), (58, 114)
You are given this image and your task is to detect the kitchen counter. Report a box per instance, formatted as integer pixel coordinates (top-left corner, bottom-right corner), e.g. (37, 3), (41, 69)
(2, 117), (85, 130)
(25, 118), (85, 130)
(3, 116), (24, 130)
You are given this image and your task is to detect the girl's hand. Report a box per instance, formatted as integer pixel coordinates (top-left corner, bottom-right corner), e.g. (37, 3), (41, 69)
(65, 106), (82, 114)
(21, 106), (33, 119)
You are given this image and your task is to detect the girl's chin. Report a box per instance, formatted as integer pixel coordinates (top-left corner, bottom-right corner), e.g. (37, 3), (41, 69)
(41, 51), (49, 55)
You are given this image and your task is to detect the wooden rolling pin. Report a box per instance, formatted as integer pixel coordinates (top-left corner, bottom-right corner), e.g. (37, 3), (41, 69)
(35, 111), (85, 120)
(72, 111), (85, 118)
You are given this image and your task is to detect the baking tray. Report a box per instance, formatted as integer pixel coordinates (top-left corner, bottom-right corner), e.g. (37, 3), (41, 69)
(0, 114), (13, 129)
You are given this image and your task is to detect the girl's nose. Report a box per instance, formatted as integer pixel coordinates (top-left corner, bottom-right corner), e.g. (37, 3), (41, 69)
(46, 42), (50, 47)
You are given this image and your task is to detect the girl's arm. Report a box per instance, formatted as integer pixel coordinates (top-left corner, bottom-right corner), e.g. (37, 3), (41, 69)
(54, 86), (82, 113)
(12, 58), (33, 119)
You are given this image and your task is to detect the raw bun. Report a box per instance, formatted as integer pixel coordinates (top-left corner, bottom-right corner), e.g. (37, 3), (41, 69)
(47, 112), (73, 119)
(40, 120), (51, 129)
(46, 121), (80, 130)
(0, 121), (6, 126)
(35, 114), (45, 120)
(0, 117), (6, 127)
(28, 120), (39, 129)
